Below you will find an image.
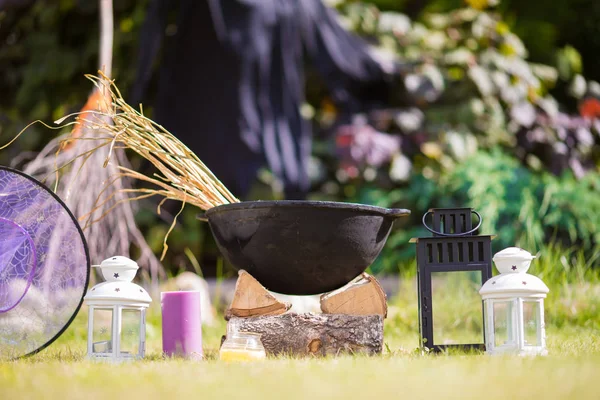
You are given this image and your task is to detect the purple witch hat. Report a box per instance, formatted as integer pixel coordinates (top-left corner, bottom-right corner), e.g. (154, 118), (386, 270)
(0, 166), (90, 360)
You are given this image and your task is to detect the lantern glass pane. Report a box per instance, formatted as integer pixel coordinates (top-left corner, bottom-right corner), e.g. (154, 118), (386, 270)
(431, 271), (483, 345)
(493, 300), (516, 347)
(92, 308), (113, 354)
(120, 309), (141, 356)
(523, 301), (541, 346)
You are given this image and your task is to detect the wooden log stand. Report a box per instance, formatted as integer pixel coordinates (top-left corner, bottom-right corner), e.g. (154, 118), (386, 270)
(223, 270), (387, 357)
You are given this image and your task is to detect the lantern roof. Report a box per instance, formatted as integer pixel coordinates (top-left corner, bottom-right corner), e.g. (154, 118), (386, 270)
(479, 272), (549, 298)
(84, 280), (151, 305)
(85, 256), (151, 305)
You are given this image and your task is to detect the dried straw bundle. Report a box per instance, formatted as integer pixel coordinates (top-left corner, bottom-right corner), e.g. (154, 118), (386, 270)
(67, 72), (239, 258)
(6, 71), (239, 262)
(65, 72), (239, 216)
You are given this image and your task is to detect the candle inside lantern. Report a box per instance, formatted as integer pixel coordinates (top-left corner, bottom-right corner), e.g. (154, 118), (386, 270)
(161, 291), (203, 359)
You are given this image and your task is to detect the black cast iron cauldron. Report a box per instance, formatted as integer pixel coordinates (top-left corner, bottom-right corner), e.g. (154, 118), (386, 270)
(198, 201), (410, 295)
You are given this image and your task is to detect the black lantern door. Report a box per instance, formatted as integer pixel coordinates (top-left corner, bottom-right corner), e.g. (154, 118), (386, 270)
(410, 208), (494, 352)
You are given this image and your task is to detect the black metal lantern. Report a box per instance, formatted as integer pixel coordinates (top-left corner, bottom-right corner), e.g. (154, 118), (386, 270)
(410, 208), (494, 352)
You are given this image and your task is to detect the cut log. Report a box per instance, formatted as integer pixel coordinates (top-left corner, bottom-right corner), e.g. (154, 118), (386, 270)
(226, 313), (383, 356)
(225, 270), (291, 319)
(320, 273), (387, 318)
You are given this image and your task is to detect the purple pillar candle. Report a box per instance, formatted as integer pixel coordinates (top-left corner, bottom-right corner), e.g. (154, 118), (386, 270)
(161, 291), (203, 359)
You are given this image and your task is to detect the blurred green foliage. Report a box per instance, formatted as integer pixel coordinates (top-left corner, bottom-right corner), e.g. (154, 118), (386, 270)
(0, 0), (598, 276)
(317, 0), (600, 273)
(0, 0), (147, 162)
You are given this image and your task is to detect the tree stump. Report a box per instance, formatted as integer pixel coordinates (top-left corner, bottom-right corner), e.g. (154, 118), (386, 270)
(226, 313), (383, 356)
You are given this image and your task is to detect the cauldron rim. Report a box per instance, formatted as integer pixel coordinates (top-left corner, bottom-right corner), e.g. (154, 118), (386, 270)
(205, 200), (410, 219)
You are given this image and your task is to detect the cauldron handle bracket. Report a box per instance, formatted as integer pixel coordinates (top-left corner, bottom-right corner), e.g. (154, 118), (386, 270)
(196, 213), (208, 223)
(386, 208), (411, 219)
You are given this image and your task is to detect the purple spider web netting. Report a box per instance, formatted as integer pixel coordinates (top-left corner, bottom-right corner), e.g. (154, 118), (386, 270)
(0, 167), (90, 360)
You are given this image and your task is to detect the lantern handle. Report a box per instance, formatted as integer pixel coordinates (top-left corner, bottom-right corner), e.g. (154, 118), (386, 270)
(422, 210), (482, 237)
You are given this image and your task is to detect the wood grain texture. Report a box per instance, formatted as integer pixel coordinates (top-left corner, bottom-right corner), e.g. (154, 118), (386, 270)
(320, 273), (387, 317)
(226, 270), (291, 319)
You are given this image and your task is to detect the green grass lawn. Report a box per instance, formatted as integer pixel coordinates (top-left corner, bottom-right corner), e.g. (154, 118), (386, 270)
(2, 349), (600, 400)
(2, 248), (599, 399)
(1, 322), (599, 400)
(2, 284), (599, 399)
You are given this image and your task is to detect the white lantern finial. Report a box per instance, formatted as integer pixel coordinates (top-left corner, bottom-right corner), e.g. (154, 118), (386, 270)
(480, 247), (549, 356)
(492, 247), (536, 274)
(94, 256), (140, 283)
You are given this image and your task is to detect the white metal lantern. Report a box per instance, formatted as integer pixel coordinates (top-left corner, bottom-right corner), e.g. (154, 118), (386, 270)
(479, 247), (549, 356)
(84, 256), (152, 361)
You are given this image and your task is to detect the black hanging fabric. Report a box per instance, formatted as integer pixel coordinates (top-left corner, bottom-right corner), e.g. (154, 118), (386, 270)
(131, 0), (395, 199)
